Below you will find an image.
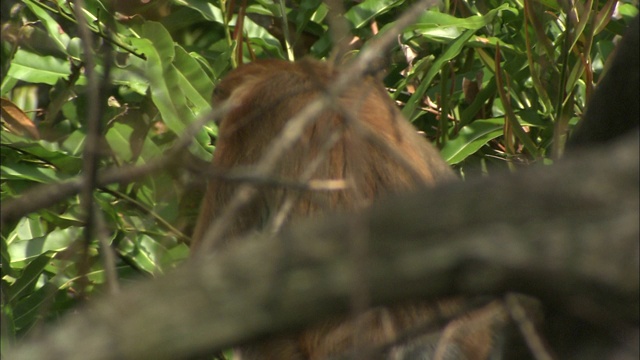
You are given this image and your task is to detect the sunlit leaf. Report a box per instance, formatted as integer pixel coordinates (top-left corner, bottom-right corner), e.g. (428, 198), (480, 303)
(7, 50), (70, 85)
(441, 118), (504, 164)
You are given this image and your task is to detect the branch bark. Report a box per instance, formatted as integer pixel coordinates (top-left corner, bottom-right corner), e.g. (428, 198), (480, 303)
(6, 134), (639, 360)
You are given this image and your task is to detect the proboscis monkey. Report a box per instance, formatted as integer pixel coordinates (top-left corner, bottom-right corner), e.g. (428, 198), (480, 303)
(191, 58), (515, 359)
(191, 58), (455, 248)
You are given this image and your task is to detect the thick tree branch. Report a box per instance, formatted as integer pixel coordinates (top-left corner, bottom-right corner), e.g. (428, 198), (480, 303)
(6, 134), (639, 360)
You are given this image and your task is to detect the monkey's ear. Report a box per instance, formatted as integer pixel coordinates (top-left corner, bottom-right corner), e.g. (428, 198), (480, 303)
(568, 15), (639, 149)
(210, 70), (258, 126)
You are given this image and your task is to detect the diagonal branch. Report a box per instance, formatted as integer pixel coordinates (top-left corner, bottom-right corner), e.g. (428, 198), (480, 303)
(6, 133), (638, 360)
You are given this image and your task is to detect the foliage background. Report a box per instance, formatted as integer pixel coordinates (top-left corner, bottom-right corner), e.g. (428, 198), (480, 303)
(1, 0), (638, 353)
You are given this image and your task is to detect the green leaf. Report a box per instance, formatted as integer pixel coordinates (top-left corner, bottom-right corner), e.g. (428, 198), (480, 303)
(22, 0), (71, 55)
(344, 0), (403, 29)
(173, 47), (214, 113)
(1, 163), (67, 183)
(441, 118), (504, 164)
(1, 132), (83, 173)
(409, 4), (515, 35)
(60, 130), (86, 156)
(129, 22), (210, 159)
(1, 235), (13, 277)
(116, 233), (166, 275)
(248, 36), (286, 60)
(460, 79), (497, 127)
(7, 50), (71, 85)
(13, 216), (47, 243)
(137, 136), (164, 164)
(593, 0), (618, 35)
(0, 76), (19, 96)
(13, 285), (49, 331)
(164, 243), (190, 269)
(179, 0), (225, 22)
(8, 227), (82, 263)
(111, 54), (150, 95)
(105, 122), (135, 162)
(616, 3), (639, 20)
(137, 173), (179, 213)
(6, 254), (52, 303)
(402, 29), (476, 120)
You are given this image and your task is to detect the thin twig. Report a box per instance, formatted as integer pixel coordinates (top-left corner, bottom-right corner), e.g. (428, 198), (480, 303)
(72, 0), (106, 295)
(278, 0), (295, 61)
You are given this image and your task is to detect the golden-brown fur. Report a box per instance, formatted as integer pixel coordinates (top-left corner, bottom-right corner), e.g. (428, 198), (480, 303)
(192, 58), (454, 248)
(191, 59), (511, 359)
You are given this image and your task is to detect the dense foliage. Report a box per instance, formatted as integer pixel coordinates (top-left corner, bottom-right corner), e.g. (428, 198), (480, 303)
(1, 0), (637, 352)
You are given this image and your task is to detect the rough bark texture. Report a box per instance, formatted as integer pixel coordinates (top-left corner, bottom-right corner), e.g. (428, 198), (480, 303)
(6, 133), (639, 360)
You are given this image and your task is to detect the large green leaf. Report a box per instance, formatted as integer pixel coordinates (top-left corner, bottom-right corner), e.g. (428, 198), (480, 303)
(7, 50), (70, 85)
(411, 4), (514, 31)
(128, 22), (211, 159)
(116, 233), (173, 275)
(402, 29), (476, 120)
(5, 254), (52, 303)
(440, 118), (504, 164)
(1, 132), (83, 173)
(173, 47), (214, 113)
(178, 0), (225, 22)
(110, 54), (150, 95)
(8, 227), (82, 263)
(105, 122), (135, 163)
(22, 0), (71, 55)
(398, 3), (517, 42)
(1, 163), (67, 183)
(344, 0), (403, 28)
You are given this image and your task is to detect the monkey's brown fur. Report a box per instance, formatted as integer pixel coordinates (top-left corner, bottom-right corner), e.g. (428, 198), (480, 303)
(192, 59), (454, 247)
(192, 59), (510, 359)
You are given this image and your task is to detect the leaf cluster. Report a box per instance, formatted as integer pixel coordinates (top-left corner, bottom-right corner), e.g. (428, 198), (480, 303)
(0, 0), (637, 351)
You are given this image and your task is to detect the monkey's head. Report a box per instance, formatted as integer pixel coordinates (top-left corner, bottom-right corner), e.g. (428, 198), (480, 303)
(211, 59), (337, 150)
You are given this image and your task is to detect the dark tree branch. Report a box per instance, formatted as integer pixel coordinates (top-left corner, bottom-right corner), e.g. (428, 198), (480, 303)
(568, 15), (639, 147)
(6, 133), (638, 360)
